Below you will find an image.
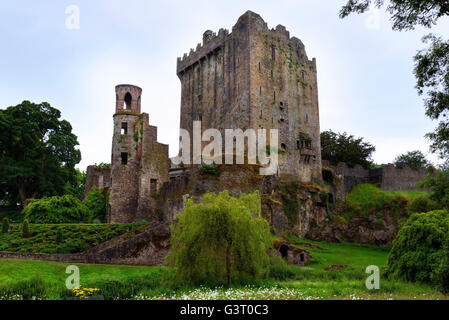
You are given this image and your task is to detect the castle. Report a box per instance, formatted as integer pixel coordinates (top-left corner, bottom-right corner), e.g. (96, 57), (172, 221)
(84, 11), (323, 223)
(84, 11), (427, 226)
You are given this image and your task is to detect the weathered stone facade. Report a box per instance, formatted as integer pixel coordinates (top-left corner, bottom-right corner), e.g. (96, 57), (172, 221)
(177, 10), (322, 183)
(109, 84), (169, 223)
(84, 165), (111, 198)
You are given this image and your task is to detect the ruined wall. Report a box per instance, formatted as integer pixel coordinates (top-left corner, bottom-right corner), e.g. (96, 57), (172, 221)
(177, 10), (321, 183)
(84, 166), (111, 198)
(380, 164), (429, 191)
(322, 160), (430, 197)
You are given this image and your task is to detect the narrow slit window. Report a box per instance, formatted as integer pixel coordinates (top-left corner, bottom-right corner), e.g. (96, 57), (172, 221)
(121, 152), (128, 165)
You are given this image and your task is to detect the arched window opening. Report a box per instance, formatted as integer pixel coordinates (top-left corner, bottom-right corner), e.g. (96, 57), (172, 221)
(279, 244), (288, 258)
(124, 92), (132, 110)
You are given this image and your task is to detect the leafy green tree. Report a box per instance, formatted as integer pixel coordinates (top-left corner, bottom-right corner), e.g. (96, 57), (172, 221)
(386, 210), (449, 283)
(84, 186), (108, 223)
(0, 101), (81, 206)
(339, 0), (449, 31)
(415, 35), (449, 158)
(22, 195), (90, 224)
(165, 191), (271, 287)
(420, 168), (449, 210)
(339, 1), (449, 159)
(64, 169), (86, 200)
(394, 150), (431, 170)
(320, 130), (375, 168)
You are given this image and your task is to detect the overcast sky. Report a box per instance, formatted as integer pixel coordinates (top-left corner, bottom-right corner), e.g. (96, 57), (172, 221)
(1, 0), (448, 170)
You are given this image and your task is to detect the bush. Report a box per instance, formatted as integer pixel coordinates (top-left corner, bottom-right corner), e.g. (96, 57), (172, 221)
(166, 191), (271, 287)
(22, 195), (90, 224)
(406, 194), (440, 215)
(21, 219), (31, 238)
(268, 257), (295, 280)
(2, 217), (9, 233)
(200, 164), (220, 175)
(56, 227), (63, 244)
(433, 243), (449, 294)
(386, 210), (449, 283)
(84, 186), (108, 223)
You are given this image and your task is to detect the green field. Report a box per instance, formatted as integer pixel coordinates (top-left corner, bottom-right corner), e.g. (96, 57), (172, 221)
(0, 238), (446, 300)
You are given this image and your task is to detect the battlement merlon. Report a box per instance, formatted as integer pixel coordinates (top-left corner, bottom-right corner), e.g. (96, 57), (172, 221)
(176, 10), (316, 76)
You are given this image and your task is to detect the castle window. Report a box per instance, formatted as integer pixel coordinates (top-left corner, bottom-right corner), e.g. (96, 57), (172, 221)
(273, 91), (276, 101)
(305, 113), (309, 123)
(124, 92), (132, 110)
(301, 71), (306, 81)
(121, 122), (128, 135)
(280, 117), (285, 123)
(121, 152), (128, 165)
(150, 179), (158, 193)
(296, 140), (300, 150)
(258, 62), (261, 72)
(271, 45), (276, 61)
(260, 86), (262, 95)
(281, 143), (287, 150)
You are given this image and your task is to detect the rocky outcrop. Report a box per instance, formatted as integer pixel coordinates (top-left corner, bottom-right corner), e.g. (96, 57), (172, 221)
(306, 209), (399, 245)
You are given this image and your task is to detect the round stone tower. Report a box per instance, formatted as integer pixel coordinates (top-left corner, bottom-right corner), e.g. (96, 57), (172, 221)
(109, 84), (143, 223)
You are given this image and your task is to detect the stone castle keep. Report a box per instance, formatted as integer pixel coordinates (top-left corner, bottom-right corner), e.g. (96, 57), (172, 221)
(177, 11), (321, 182)
(85, 11), (427, 227)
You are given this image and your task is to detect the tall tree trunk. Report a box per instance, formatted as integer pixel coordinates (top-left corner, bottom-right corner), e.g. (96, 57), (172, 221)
(17, 182), (27, 208)
(226, 243), (232, 288)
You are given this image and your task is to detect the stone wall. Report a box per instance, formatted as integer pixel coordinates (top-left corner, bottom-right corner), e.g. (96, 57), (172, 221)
(84, 166), (111, 198)
(322, 160), (430, 198)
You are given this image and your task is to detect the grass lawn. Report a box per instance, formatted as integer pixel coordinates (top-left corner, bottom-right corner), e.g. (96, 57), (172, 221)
(384, 190), (429, 199)
(0, 238), (447, 300)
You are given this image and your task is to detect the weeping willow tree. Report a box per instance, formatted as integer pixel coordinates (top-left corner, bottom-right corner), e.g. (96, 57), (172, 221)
(165, 190), (271, 287)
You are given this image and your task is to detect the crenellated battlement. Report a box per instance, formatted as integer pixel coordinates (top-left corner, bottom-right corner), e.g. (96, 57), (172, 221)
(177, 27), (229, 75)
(176, 10), (315, 75)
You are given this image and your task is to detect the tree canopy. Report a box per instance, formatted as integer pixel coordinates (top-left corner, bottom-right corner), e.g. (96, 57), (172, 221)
(165, 191), (271, 287)
(340, 1), (449, 160)
(0, 101), (81, 206)
(320, 130), (375, 169)
(339, 0), (449, 31)
(394, 150), (431, 170)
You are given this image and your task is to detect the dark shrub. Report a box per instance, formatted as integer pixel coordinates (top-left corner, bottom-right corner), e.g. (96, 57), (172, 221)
(21, 219), (31, 238)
